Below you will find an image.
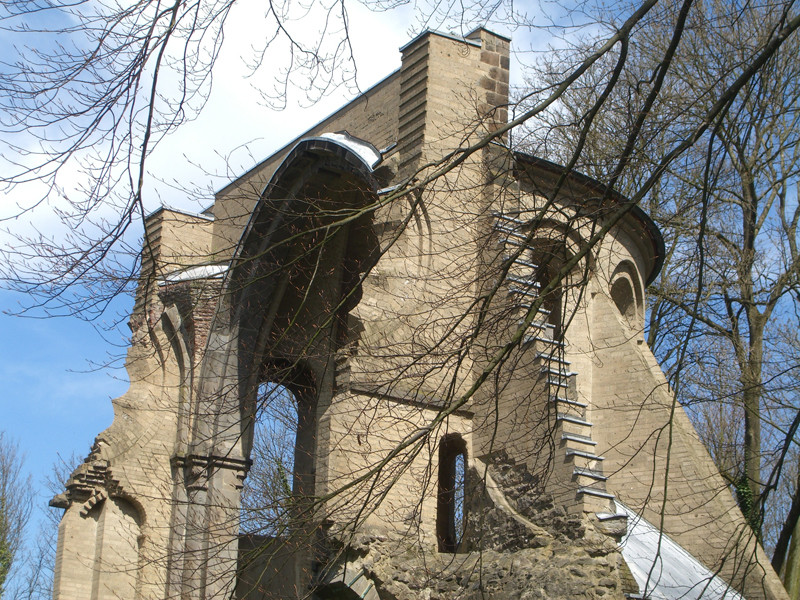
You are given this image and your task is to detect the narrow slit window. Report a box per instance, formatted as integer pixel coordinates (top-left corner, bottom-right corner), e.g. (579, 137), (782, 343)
(437, 435), (467, 552)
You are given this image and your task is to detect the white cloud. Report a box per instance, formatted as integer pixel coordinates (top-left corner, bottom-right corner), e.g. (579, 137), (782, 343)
(143, 0), (413, 213)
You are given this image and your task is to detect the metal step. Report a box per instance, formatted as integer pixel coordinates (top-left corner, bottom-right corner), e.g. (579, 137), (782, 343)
(565, 449), (604, 461)
(523, 323), (556, 337)
(558, 415), (593, 427)
(518, 316), (556, 329)
(516, 302), (552, 317)
(494, 226), (528, 241)
(524, 323), (555, 339)
(543, 366), (576, 379)
(551, 396), (587, 409)
(509, 286), (539, 298)
(507, 275), (539, 288)
(492, 212), (528, 226)
(535, 352), (570, 366)
(547, 377), (572, 389)
(577, 487), (615, 500)
(524, 335), (563, 347)
(508, 257), (539, 271)
(498, 237), (528, 249)
(562, 433), (597, 446)
(554, 402), (586, 421)
(573, 467), (608, 481)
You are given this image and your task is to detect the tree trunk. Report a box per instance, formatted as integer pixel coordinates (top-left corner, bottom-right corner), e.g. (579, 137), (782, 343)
(784, 522), (800, 599)
(740, 318), (765, 533)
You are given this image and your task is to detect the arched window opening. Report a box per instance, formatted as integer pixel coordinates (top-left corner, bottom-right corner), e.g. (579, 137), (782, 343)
(240, 381), (300, 536)
(53, 502), (99, 598)
(610, 261), (643, 327)
(611, 277), (636, 323)
(536, 265), (563, 341)
(531, 238), (570, 342)
(437, 435), (467, 553)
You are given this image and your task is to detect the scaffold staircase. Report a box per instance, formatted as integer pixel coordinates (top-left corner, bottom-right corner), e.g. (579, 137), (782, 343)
(493, 211), (617, 516)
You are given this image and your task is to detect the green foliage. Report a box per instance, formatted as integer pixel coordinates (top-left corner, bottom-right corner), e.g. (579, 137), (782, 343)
(0, 432), (32, 598)
(275, 459), (292, 500)
(736, 475), (763, 540)
(0, 503), (11, 595)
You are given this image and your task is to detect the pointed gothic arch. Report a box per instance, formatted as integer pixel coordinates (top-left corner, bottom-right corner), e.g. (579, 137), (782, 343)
(177, 133), (383, 598)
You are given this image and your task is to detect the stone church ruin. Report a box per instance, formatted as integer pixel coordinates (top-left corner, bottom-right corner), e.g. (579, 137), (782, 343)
(51, 29), (787, 600)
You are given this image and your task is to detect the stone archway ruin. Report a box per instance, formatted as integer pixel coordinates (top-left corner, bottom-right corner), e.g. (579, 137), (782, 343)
(51, 28), (788, 600)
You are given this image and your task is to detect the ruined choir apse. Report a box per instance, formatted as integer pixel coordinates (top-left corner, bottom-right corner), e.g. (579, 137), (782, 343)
(50, 29), (786, 600)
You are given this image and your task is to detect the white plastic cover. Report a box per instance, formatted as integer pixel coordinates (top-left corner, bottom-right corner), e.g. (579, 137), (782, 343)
(160, 263), (228, 284)
(617, 502), (744, 599)
(318, 131), (382, 169)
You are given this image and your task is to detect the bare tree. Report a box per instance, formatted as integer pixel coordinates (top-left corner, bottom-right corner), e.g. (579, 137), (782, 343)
(239, 383), (296, 536)
(0, 0), (383, 317)
(0, 432), (32, 597)
(522, 0), (800, 584)
(3, 0), (800, 599)
(0, 452), (81, 600)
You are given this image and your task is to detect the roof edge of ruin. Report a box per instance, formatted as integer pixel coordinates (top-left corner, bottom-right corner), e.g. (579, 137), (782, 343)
(214, 69), (402, 198)
(514, 151), (665, 285)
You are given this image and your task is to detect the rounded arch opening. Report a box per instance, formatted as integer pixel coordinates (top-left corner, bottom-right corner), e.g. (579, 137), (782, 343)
(188, 134), (383, 600)
(92, 497), (143, 599)
(526, 226), (588, 342)
(611, 277), (636, 323)
(225, 136), (382, 525)
(534, 260), (564, 341)
(610, 260), (643, 327)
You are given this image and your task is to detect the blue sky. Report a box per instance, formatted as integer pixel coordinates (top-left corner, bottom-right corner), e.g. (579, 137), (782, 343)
(0, 290), (124, 509)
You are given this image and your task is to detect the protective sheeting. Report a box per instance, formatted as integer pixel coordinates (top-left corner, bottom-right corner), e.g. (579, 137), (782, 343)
(617, 503), (744, 600)
(318, 131), (382, 169)
(160, 263), (228, 284)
